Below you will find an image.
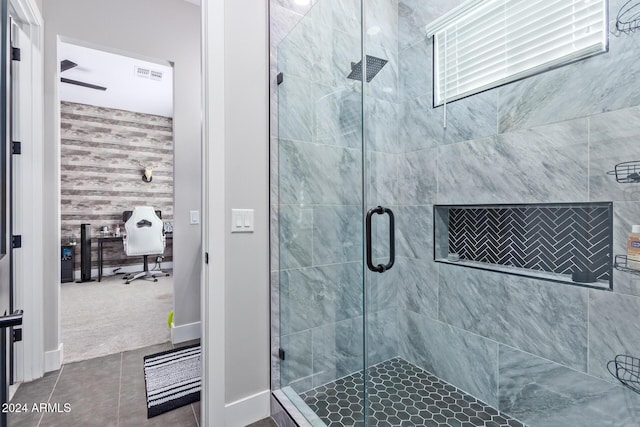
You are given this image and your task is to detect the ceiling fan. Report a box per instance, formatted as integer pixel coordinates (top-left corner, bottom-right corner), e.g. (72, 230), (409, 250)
(60, 59), (107, 91)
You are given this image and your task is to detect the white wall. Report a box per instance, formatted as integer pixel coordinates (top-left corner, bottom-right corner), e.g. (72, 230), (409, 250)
(203, 0), (270, 421)
(224, 0), (270, 406)
(42, 0), (201, 358)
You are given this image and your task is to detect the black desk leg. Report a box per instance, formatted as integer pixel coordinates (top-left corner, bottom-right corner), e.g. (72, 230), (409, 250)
(98, 240), (102, 282)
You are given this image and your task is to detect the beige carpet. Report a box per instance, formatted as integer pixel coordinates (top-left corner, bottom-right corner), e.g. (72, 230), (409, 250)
(61, 273), (173, 363)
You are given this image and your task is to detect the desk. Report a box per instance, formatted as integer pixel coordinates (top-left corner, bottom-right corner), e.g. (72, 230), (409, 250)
(97, 234), (173, 282)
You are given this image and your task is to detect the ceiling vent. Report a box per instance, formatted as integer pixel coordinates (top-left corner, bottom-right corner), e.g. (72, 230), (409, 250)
(135, 65), (150, 79)
(150, 70), (163, 81)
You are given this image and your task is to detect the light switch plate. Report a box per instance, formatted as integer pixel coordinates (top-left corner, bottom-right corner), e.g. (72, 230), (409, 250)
(231, 209), (254, 233)
(190, 210), (200, 225)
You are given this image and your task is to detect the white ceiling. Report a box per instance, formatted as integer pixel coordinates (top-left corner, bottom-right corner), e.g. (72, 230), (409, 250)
(58, 42), (174, 117)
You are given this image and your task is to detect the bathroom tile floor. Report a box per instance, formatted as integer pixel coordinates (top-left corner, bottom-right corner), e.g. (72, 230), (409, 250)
(8, 340), (201, 427)
(301, 357), (526, 427)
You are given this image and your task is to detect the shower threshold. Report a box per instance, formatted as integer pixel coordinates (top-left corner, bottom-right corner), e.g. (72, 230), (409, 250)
(300, 357), (525, 427)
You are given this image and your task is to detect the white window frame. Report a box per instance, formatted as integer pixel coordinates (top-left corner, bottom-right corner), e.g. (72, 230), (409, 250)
(427, 0), (609, 107)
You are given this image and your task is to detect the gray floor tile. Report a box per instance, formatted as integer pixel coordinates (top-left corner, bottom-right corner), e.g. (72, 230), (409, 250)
(8, 342), (201, 427)
(119, 404), (198, 427)
(173, 339), (200, 349)
(192, 401), (201, 425)
(40, 353), (122, 427)
(9, 371), (59, 427)
(11, 371), (59, 401)
(246, 417), (278, 427)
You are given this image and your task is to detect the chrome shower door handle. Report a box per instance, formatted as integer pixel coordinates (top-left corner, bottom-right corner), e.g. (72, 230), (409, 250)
(366, 206), (395, 273)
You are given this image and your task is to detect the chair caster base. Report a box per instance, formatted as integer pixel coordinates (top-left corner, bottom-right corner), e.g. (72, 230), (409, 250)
(123, 270), (166, 284)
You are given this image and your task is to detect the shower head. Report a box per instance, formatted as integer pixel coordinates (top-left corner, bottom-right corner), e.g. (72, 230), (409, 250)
(347, 55), (388, 82)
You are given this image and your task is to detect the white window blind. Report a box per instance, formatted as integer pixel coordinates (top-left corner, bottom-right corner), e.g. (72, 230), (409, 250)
(426, 0), (608, 106)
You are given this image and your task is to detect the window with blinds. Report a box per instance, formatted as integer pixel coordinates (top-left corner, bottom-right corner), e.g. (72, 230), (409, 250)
(426, 0), (608, 106)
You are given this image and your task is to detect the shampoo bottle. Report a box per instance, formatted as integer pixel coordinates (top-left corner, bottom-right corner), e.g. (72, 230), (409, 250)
(627, 225), (640, 270)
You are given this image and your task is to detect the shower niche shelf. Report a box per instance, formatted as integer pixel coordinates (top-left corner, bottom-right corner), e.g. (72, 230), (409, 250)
(434, 202), (614, 290)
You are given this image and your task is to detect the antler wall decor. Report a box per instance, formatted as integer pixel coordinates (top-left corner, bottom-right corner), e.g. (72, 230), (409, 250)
(134, 160), (161, 183)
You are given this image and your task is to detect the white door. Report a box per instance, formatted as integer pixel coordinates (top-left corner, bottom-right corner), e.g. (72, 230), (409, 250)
(9, 16), (30, 386)
(0, 1), (26, 420)
(0, 1), (12, 402)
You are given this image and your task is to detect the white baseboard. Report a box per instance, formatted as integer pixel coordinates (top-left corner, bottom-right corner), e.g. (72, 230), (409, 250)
(73, 262), (174, 281)
(225, 389), (271, 427)
(171, 321), (201, 344)
(44, 343), (63, 372)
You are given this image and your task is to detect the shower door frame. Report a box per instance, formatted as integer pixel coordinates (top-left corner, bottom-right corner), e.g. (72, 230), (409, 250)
(273, 0), (402, 424)
(274, 0), (372, 424)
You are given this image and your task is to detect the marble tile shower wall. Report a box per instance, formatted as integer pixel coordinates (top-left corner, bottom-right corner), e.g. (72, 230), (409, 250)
(396, 0), (640, 426)
(271, 0), (402, 394)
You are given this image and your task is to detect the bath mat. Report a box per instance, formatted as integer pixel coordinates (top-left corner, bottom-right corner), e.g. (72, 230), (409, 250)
(143, 344), (201, 418)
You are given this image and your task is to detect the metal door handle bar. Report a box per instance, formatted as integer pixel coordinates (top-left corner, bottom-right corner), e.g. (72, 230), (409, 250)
(365, 206), (395, 273)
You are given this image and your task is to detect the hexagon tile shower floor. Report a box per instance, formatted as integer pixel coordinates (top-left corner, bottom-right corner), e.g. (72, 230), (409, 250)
(301, 358), (526, 427)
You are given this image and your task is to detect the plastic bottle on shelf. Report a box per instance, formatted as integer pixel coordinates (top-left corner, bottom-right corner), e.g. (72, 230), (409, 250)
(627, 225), (640, 270)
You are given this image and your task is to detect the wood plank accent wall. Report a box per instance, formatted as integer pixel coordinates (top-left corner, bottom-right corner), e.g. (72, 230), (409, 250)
(60, 101), (174, 271)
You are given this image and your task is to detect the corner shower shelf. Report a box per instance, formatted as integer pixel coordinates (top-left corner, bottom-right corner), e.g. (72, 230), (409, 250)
(608, 354), (640, 395)
(607, 161), (640, 183)
(614, 255), (640, 275)
(615, 1), (640, 36)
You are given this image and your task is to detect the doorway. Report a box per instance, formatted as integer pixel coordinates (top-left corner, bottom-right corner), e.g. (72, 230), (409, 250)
(57, 40), (176, 363)
(0, 0), (208, 425)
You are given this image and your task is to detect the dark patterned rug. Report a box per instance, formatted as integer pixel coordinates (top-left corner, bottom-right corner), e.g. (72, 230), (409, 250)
(143, 344), (201, 418)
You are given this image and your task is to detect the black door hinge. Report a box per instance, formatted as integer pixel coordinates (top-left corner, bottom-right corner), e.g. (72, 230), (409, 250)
(279, 348), (285, 360)
(11, 141), (21, 155)
(11, 47), (20, 61)
(11, 235), (21, 249)
(12, 328), (22, 342)
(277, 72), (283, 85)
(205, 252), (209, 264)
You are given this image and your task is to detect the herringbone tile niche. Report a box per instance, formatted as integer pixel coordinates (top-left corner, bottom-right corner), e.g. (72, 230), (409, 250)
(435, 203), (613, 288)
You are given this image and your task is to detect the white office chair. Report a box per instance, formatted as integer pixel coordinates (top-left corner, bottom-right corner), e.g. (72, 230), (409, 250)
(122, 206), (169, 284)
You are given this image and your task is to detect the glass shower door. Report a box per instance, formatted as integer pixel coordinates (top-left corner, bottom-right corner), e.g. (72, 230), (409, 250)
(359, 3), (403, 424)
(276, 0), (367, 424)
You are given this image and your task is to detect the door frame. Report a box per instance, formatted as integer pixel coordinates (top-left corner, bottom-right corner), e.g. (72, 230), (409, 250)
(7, 0), (44, 383)
(202, 0), (226, 425)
